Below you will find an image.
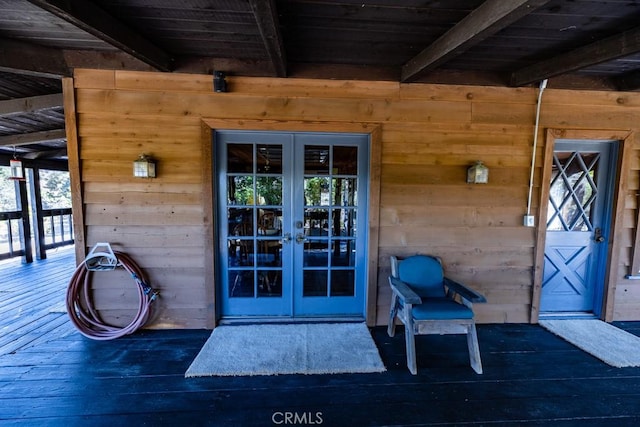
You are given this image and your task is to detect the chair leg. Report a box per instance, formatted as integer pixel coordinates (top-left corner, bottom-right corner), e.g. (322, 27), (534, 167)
(466, 323), (483, 374)
(387, 294), (398, 337)
(404, 318), (417, 375)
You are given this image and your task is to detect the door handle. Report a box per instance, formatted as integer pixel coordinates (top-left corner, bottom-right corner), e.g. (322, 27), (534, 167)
(594, 227), (606, 243)
(295, 233), (307, 244)
(281, 233), (292, 244)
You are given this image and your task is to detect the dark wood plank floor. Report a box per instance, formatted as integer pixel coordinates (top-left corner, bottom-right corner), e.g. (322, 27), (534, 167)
(1, 250), (640, 426)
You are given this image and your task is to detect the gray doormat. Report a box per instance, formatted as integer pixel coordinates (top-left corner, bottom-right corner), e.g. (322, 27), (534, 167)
(539, 319), (640, 368)
(185, 322), (386, 377)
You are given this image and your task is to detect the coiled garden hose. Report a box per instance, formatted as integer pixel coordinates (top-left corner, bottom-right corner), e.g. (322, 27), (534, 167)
(66, 251), (158, 340)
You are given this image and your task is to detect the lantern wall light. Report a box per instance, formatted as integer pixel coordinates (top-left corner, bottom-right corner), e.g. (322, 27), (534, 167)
(213, 70), (227, 93)
(133, 154), (156, 178)
(467, 160), (489, 184)
(8, 146), (24, 181)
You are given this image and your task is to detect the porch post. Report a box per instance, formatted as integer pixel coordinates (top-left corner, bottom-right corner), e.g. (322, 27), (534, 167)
(28, 167), (47, 260)
(15, 178), (32, 263)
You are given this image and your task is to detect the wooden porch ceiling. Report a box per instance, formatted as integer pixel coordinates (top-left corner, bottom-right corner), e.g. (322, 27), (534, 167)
(2, 0), (640, 162)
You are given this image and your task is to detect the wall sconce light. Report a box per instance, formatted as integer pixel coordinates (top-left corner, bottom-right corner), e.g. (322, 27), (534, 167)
(213, 71), (227, 93)
(133, 154), (156, 178)
(467, 160), (489, 184)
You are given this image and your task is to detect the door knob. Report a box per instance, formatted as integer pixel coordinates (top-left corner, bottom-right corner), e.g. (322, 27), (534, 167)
(295, 233), (307, 244)
(594, 227), (606, 243)
(281, 233), (292, 244)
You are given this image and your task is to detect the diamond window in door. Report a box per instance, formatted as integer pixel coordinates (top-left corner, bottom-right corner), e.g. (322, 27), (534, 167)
(547, 152), (600, 232)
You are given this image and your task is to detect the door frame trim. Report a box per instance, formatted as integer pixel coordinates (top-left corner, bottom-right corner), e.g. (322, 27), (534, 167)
(201, 118), (382, 327)
(531, 128), (634, 323)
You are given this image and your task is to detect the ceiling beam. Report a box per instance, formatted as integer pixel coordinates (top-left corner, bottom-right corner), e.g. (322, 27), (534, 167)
(22, 148), (67, 160)
(401, 0), (551, 82)
(0, 129), (66, 147)
(0, 94), (63, 117)
(25, 0), (173, 72)
(249, 0), (287, 77)
(511, 26), (640, 87)
(0, 39), (70, 79)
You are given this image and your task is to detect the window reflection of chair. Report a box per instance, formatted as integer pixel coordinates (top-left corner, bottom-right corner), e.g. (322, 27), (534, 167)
(233, 221), (254, 262)
(388, 254), (486, 375)
(258, 210), (281, 263)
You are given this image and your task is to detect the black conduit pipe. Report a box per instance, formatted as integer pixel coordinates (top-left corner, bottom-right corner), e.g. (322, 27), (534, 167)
(66, 251), (158, 340)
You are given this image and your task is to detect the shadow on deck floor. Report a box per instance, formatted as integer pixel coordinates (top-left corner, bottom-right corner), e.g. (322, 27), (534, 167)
(1, 248), (640, 426)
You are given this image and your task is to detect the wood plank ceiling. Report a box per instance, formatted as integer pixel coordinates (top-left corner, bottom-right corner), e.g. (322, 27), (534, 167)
(2, 0), (640, 163)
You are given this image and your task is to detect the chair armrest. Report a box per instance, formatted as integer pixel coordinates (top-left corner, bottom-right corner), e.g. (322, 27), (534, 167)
(443, 277), (486, 303)
(389, 276), (422, 305)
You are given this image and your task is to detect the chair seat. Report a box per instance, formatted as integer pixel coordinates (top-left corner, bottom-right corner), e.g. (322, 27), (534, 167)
(411, 298), (473, 320)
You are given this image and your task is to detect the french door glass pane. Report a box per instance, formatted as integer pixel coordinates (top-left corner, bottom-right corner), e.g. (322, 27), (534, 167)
(304, 177), (330, 206)
(227, 144), (253, 173)
(256, 177), (282, 206)
(227, 176), (253, 205)
(330, 270), (355, 296)
(304, 270), (328, 296)
(305, 146), (330, 175)
(257, 270), (282, 297)
(304, 240), (328, 267)
(332, 178), (357, 206)
(257, 144), (282, 174)
(229, 271), (254, 297)
(333, 146), (358, 175)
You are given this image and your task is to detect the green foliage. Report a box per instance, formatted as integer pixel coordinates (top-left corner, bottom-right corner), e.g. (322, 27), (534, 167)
(0, 167), (17, 211)
(0, 167), (71, 212)
(39, 169), (71, 209)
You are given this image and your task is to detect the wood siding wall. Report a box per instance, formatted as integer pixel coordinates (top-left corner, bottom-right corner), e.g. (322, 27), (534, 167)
(69, 69), (640, 328)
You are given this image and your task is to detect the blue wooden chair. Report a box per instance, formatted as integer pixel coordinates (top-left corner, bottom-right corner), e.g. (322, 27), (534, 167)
(388, 254), (486, 375)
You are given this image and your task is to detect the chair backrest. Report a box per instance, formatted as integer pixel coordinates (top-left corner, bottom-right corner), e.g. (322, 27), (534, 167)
(394, 255), (445, 298)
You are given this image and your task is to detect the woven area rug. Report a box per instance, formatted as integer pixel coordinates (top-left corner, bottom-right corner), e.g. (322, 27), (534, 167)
(185, 322), (386, 377)
(539, 319), (640, 368)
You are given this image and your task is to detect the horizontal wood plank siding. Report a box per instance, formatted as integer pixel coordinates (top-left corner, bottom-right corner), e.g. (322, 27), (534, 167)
(71, 69), (640, 328)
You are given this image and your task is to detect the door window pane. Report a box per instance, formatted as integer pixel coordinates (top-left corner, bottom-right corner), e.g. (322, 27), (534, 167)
(304, 270), (328, 296)
(333, 146), (358, 175)
(258, 208), (282, 236)
(333, 209), (356, 237)
(256, 177), (282, 206)
(228, 176), (254, 205)
(305, 145), (330, 175)
(227, 144), (253, 173)
(331, 240), (356, 267)
(304, 177), (330, 206)
(257, 239), (282, 267)
(304, 208), (329, 236)
(331, 270), (355, 296)
(332, 178), (357, 206)
(228, 208), (253, 235)
(258, 270), (282, 297)
(304, 240), (328, 267)
(548, 152), (599, 231)
(229, 270), (254, 297)
(257, 144), (282, 174)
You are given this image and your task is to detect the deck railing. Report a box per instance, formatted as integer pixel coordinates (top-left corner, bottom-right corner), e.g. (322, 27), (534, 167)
(42, 208), (74, 249)
(0, 208), (73, 261)
(0, 211), (24, 260)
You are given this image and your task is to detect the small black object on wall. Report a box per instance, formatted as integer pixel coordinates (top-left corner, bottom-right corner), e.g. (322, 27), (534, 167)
(213, 71), (227, 93)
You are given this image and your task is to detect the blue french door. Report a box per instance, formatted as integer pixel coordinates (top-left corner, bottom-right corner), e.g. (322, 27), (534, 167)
(541, 140), (617, 315)
(216, 131), (369, 318)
